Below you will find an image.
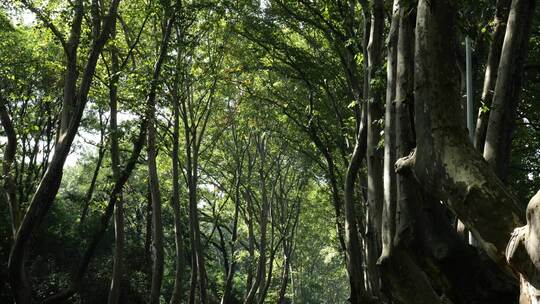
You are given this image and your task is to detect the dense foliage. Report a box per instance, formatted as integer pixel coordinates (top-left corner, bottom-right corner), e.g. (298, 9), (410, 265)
(0, 0), (539, 303)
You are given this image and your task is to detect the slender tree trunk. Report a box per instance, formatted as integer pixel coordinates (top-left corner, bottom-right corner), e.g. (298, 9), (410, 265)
(379, 0), (399, 264)
(365, 0), (384, 296)
(170, 58), (185, 304)
(474, 0), (511, 152)
(483, 0), (536, 181)
(343, 103), (369, 304)
(221, 168), (242, 304)
(108, 25), (124, 304)
(147, 11), (176, 303)
(245, 137), (270, 304)
(79, 144), (106, 225)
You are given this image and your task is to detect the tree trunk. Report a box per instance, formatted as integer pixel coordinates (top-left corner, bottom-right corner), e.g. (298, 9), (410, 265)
(483, 0), (536, 181)
(244, 136), (270, 304)
(79, 143), (105, 225)
(147, 11), (176, 304)
(474, 0), (511, 152)
(170, 56), (185, 304)
(108, 25), (124, 304)
(343, 102), (369, 304)
(398, 0), (524, 273)
(365, 0), (384, 297)
(379, 0), (399, 264)
(221, 153), (242, 304)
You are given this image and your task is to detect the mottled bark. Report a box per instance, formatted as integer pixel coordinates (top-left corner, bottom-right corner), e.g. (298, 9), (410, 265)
(483, 0), (536, 181)
(403, 0), (523, 271)
(507, 191), (540, 302)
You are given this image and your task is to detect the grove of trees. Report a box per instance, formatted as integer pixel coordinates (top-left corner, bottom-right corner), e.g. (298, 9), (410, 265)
(0, 0), (539, 303)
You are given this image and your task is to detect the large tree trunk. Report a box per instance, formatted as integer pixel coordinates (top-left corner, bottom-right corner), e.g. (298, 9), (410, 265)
(483, 0), (536, 181)
(396, 0), (524, 275)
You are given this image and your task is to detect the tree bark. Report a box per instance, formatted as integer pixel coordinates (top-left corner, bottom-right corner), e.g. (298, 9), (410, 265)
(393, 0), (417, 249)
(365, 0), (384, 297)
(379, 0), (399, 264)
(483, 0), (536, 181)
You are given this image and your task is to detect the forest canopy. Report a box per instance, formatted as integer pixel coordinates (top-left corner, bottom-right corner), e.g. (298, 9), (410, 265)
(0, 0), (539, 303)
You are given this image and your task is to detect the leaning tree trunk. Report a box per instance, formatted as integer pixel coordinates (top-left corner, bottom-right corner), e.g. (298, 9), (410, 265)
(483, 0), (536, 181)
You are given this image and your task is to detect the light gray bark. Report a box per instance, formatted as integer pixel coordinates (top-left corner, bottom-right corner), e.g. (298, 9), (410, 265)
(379, 0), (399, 263)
